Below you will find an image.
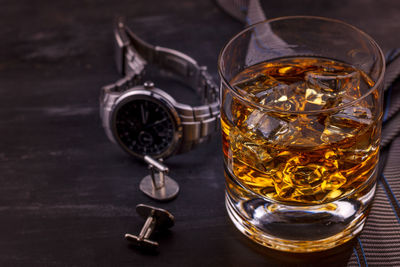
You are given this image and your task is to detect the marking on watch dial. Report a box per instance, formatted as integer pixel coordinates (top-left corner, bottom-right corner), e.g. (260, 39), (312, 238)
(115, 99), (175, 157)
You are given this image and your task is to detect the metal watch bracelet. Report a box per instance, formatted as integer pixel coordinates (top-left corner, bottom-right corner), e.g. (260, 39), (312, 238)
(100, 18), (220, 154)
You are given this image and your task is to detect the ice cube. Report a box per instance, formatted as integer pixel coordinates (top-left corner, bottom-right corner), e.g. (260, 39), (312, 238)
(234, 74), (284, 103)
(321, 106), (373, 144)
(242, 108), (289, 140)
(244, 110), (264, 130)
(236, 75), (311, 112)
(256, 84), (289, 106)
(255, 114), (288, 139)
(258, 81), (307, 112)
(306, 70), (360, 93)
(305, 71), (361, 109)
(228, 127), (273, 173)
(304, 88), (336, 111)
(264, 114), (325, 148)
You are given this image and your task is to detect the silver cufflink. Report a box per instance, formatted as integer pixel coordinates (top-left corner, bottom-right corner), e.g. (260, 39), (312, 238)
(125, 204), (174, 250)
(139, 155), (179, 201)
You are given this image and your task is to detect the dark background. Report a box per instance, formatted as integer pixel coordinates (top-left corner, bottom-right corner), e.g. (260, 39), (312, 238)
(1, 0), (399, 266)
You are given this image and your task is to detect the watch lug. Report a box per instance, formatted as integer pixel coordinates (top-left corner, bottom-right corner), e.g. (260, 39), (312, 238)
(100, 89), (120, 144)
(115, 17), (150, 78)
(125, 46), (146, 77)
(114, 17), (130, 75)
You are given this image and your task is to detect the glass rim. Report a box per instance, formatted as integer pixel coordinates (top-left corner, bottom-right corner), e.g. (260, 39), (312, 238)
(217, 15), (386, 115)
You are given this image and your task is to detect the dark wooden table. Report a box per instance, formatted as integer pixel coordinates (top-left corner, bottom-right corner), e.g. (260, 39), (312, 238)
(1, 0), (399, 266)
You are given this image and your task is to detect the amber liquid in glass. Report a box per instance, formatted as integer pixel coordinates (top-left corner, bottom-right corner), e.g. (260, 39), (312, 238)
(222, 57), (379, 205)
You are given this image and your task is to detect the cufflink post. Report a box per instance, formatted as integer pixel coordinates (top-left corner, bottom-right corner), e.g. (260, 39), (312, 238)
(125, 204), (174, 250)
(139, 155), (179, 201)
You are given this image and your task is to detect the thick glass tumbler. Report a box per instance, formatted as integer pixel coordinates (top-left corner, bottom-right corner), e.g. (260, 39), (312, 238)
(218, 16), (385, 252)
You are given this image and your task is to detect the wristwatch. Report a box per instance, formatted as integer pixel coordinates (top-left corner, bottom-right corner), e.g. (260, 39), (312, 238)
(100, 18), (220, 160)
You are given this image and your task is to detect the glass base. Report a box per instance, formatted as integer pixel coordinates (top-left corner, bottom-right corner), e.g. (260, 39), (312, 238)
(225, 169), (376, 253)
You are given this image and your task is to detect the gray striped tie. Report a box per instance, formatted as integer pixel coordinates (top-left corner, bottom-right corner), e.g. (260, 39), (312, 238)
(348, 51), (400, 267)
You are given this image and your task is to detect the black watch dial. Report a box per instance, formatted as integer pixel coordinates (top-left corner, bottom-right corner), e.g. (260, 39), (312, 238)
(113, 98), (176, 157)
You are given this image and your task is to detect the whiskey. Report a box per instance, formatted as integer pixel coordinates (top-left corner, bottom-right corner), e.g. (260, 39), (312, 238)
(221, 57), (380, 204)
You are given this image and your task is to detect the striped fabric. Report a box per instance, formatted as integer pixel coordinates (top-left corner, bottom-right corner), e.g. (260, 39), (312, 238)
(348, 137), (400, 267)
(347, 50), (400, 266)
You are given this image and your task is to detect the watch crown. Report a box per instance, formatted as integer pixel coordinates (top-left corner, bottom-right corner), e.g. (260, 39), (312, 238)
(144, 81), (154, 89)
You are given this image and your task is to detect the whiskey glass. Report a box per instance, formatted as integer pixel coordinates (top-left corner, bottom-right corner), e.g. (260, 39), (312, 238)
(218, 16), (385, 252)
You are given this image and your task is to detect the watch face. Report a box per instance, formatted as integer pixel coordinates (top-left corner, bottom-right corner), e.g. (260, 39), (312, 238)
(113, 97), (176, 157)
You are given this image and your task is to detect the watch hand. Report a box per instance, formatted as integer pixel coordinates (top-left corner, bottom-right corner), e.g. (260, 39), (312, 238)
(145, 118), (167, 129)
(140, 104), (148, 124)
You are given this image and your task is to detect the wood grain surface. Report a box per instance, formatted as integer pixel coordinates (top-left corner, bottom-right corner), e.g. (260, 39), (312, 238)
(0, 0), (399, 266)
